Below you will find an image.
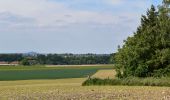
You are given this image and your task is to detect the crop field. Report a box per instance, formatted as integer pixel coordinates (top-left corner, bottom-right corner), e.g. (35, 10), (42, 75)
(0, 65), (170, 100)
(0, 65), (114, 81)
(91, 69), (116, 79)
(0, 78), (170, 100)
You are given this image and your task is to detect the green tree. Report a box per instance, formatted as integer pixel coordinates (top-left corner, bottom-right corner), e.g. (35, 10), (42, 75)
(114, 4), (170, 78)
(21, 58), (30, 66)
(21, 57), (38, 66)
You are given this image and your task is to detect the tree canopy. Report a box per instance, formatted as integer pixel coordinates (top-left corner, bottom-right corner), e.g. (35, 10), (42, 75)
(114, 4), (170, 78)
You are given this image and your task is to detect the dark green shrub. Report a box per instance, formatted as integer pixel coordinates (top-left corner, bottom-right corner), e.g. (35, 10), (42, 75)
(82, 77), (170, 87)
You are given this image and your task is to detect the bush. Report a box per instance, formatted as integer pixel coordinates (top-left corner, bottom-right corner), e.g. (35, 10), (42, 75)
(82, 77), (170, 87)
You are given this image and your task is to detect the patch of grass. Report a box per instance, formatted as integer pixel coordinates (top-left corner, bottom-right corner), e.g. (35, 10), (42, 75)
(82, 77), (170, 87)
(0, 65), (114, 81)
(0, 78), (86, 86)
(0, 65), (114, 71)
(0, 69), (96, 81)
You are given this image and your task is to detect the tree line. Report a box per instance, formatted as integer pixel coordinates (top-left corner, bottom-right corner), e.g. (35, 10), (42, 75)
(0, 54), (23, 62)
(0, 53), (114, 65)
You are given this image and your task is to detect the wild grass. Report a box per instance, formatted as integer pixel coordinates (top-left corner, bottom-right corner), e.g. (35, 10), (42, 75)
(82, 77), (170, 87)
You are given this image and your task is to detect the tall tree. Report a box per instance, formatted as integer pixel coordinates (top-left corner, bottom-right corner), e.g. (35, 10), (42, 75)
(114, 4), (170, 78)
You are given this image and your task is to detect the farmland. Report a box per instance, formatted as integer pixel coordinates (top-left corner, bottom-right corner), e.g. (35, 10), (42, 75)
(91, 69), (116, 79)
(0, 78), (170, 100)
(0, 65), (170, 99)
(0, 65), (113, 81)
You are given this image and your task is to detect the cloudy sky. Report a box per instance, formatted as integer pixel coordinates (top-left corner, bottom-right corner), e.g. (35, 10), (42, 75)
(0, 0), (162, 54)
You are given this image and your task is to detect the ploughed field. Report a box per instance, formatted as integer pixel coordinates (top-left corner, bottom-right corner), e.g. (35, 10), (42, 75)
(0, 65), (170, 100)
(0, 78), (170, 100)
(0, 65), (113, 81)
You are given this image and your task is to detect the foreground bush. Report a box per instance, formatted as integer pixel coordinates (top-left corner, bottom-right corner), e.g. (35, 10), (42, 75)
(82, 77), (170, 87)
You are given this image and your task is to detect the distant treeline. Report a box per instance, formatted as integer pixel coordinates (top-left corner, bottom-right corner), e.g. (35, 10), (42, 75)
(0, 54), (23, 62)
(0, 53), (114, 65)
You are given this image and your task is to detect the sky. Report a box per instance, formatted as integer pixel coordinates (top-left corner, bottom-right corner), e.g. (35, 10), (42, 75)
(0, 0), (162, 54)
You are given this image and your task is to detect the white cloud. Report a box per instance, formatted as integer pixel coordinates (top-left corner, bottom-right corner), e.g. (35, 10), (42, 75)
(0, 0), (66, 27)
(0, 0), (154, 53)
(105, 0), (123, 5)
(0, 0), (140, 30)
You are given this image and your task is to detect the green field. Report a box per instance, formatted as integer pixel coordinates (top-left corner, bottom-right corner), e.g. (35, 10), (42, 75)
(0, 65), (114, 81)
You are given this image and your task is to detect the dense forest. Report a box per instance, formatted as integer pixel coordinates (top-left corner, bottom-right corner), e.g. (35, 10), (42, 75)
(114, 1), (170, 78)
(0, 53), (113, 65)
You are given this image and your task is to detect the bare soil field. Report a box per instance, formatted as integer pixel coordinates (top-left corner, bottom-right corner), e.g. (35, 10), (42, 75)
(0, 78), (170, 100)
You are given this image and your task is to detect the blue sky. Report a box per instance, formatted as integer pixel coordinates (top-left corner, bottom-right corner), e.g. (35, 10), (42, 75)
(0, 0), (162, 54)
